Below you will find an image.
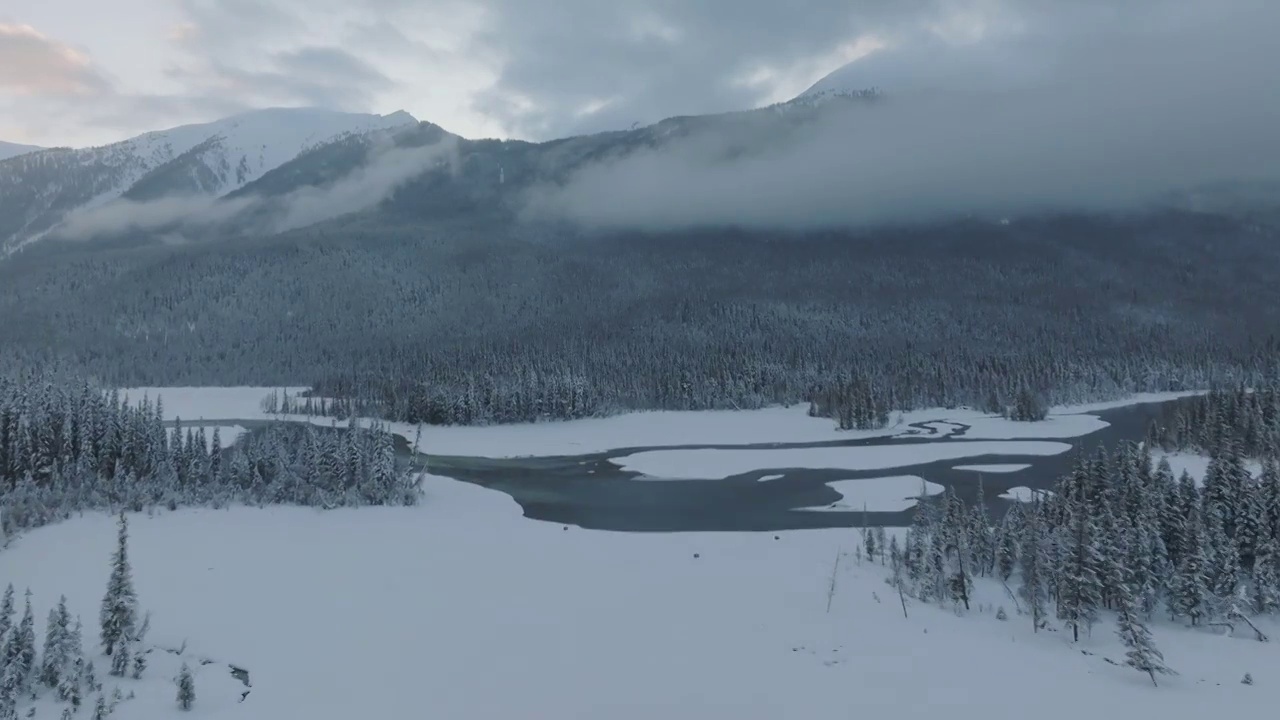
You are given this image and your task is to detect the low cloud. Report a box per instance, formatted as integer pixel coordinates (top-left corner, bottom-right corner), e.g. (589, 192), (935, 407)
(523, 1), (1280, 231)
(274, 138), (457, 232)
(57, 195), (254, 241)
(0, 23), (109, 96)
(55, 135), (457, 241)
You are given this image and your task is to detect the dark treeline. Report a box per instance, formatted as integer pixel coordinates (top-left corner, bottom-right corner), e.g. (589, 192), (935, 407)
(1149, 386), (1280, 460)
(889, 437), (1280, 684)
(0, 373), (421, 537)
(2, 210), (1279, 426)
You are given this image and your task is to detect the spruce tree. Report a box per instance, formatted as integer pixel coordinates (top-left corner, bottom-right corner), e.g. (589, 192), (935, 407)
(1169, 504), (1211, 624)
(41, 600), (66, 688)
(1110, 525), (1174, 686)
(176, 663), (195, 711)
(109, 642), (129, 678)
(1019, 500), (1048, 631)
(91, 694), (108, 720)
(1115, 577), (1174, 686)
(100, 513), (137, 656)
(997, 519), (1018, 583)
(57, 619), (83, 703)
(15, 593), (34, 693)
(970, 478), (994, 576)
(1253, 535), (1280, 614)
(1060, 482), (1104, 641)
(0, 629), (21, 720)
(0, 586), (13, 644)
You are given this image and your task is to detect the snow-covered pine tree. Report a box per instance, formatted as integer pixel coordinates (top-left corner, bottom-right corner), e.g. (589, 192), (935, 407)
(0, 628), (21, 720)
(57, 628), (82, 704)
(1114, 563), (1174, 686)
(969, 478), (994, 577)
(176, 663), (195, 711)
(996, 514), (1018, 583)
(132, 650), (146, 680)
(1059, 474), (1104, 641)
(109, 642), (129, 678)
(1019, 499), (1049, 631)
(0, 586), (13, 644)
(91, 694), (108, 720)
(1155, 458), (1183, 566)
(1237, 473), (1266, 566)
(1126, 512), (1159, 620)
(40, 598), (68, 688)
(1169, 503), (1211, 625)
(1208, 511), (1242, 616)
(15, 592), (34, 693)
(83, 659), (99, 694)
(1253, 534), (1280, 614)
(1260, 457), (1280, 541)
(100, 513), (137, 656)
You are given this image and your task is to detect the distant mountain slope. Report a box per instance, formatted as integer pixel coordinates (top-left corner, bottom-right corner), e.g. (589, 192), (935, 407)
(0, 141), (41, 161)
(0, 108), (416, 254)
(215, 92), (883, 231)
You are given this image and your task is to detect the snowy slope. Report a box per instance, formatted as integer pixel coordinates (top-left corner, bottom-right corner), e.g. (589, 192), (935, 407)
(0, 141), (41, 161)
(0, 108), (416, 254)
(0, 474), (1275, 720)
(122, 108), (419, 201)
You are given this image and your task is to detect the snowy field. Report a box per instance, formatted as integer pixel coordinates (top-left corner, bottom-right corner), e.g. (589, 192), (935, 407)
(118, 387), (309, 422)
(999, 486), (1050, 502)
(116, 387), (1199, 459)
(1151, 450), (1264, 485)
(1, 473), (1275, 720)
(953, 463), (1032, 473)
(797, 476), (944, 512)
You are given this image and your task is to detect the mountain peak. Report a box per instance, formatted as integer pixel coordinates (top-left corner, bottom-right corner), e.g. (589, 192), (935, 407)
(0, 108), (423, 254)
(0, 141), (41, 162)
(382, 110), (418, 125)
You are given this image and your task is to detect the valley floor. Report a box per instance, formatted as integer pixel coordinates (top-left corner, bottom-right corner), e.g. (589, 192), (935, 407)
(1, 472), (1275, 720)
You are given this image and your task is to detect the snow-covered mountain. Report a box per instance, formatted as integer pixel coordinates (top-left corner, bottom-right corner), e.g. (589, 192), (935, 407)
(0, 108), (417, 254)
(0, 141), (41, 162)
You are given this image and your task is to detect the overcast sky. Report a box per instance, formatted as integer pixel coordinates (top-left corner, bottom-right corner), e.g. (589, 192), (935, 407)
(0, 1), (1266, 148)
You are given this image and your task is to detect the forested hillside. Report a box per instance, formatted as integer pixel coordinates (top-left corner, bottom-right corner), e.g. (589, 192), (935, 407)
(0, 373), (421, 537)
(2, 208), (1278, 426)
(899, 437), (1280, 685)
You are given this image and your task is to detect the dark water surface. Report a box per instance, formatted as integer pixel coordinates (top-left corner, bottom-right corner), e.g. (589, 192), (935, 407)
(184, 399), (1179, 532)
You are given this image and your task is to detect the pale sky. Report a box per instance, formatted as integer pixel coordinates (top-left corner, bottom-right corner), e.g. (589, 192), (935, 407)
(0, 0), (1258, 148)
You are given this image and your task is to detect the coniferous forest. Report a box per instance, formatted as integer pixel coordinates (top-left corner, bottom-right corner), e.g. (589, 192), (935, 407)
(0, 373), (422, 538)
(890, 421), (1280, 684)
(2, 210), (1279, 427)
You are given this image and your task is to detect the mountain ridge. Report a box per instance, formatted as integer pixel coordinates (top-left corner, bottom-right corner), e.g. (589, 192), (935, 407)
(0, 108), (416, 254)
(0, 141), (42, 162)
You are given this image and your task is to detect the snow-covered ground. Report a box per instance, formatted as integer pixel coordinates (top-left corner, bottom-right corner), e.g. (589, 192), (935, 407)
(1151, 450), (1264, 485)
(797, 476), (944, 512)
(119, 387), (309, 422)
(117, 387), (1197, 459)
(1, 474), (1274, 720)
(619, 442), (1072, 480)
(999, 486), (1049, 502)
(204, 425), (247, 450)
(953, 464), (1032, 473)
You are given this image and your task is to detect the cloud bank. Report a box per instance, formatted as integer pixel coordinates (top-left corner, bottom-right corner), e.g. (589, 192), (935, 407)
(55, 136), (457, 242)
(523, 0), (1280, 230)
